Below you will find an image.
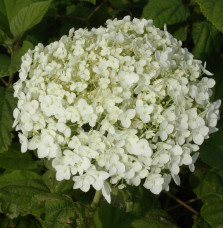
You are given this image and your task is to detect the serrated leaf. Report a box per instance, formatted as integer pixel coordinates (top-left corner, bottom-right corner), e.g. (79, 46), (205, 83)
(173, 25), (188, 41)
(0, 199), (20, 219)
(142, 0), (190, 28)
(0, 0), (31, 22)
(0, 170), (49, 206)
(42, 170), (73, 194)
(0, 0), (31, 35)
(192, 21), (221, 60)
(0, 143), (39, 171)
(93, 203), (133, 228)
(42, 195), (76, 228)
(130, 209), (177, 228)
(8, 40), (33, 75)
(0, 1), (10, 34)
(191, 170), (223, 228)
(0, 54), (10, 77)
(201, 202), (223, 228)
(199, 123), (223, 171)
(0, 87), (17, 153)
(10, 0), (51, 40)
(17, 216), (42, 228)
(196, 0), (223, 33)
(190, 170), (223, 202)
(94, 203), (176, 228)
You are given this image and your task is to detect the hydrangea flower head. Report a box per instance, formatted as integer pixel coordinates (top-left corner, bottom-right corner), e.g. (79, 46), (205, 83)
(13, 16), (221, 203)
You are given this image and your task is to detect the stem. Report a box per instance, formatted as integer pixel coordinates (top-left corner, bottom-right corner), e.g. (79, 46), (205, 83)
(166, 198), (198, 212)
(91, 190), (102, 210)
(0, 78), (9, 87)
(164, 192), (199, 215)
(8, 75), (14, 87)
(88, 0), (108, 19)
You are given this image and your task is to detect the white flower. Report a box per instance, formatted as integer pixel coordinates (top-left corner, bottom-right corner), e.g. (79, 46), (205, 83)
(55, 165), (71, 181)
(13, 17), (220, 203)
(18, 133), (28, 153)
(88, 169), (109, 190)
(118, 109), (136, 128)
(102, 181), (112, 203)
(159, 120), (174, 141)
(118, 71), (139, 88)
(189, 152), (199, 172)
(77, 99), (93, 116)
(129, 139), (152, 156)
(56, 122), (71, 138)
(144, 174), (164, 194)
(192, 126), (209, 145)
(136, 103), (154, 123)
(37, 134), (60, 158)
(73, 174), (95, 192)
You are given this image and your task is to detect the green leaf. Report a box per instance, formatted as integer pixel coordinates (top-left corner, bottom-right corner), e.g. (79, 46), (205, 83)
(0, 0), (31, 35)
(0, 199), (20, 219)
(41, 195), (76, 228)
(8, 40), (33, 75)
(142, 0), (190, 28)
(10, 0), (51, 40)
(0, 143), (39, 171)
(173, 25), (188, 41)
(201, 202), (223, 228)
(0, 1), (10, 34)
(0, 170), (49, 206)
(42, 170), (74, 194)
(199, 123), (223, 171)
(192, 21), (221, 60)
(190, 170), (223, 202)
(16, 216), (42, 228)
(81, 0), (96, 4)
(0, 29), (6, 44)
(193, 217), (212, 228)
(94, 203), (176, 228)
(130, 209), (177, 228)
(0, 87), (17, 153)
(191, 170), (223, 228)
(0, 54), (10, 77)
(196, 0), (223, 33)
(93, 203), (133, 228)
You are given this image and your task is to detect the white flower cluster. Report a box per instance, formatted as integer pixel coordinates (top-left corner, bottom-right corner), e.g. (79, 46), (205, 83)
(13, 16), (220, 203)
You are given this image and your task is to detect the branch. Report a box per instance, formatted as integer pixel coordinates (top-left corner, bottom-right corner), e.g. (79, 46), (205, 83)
(164, 192), (199, 215)
(88, 0), (108, 19)
(91, 190), (102, 210)
(0, 78), (9, 87)
(166, 198), (199, 212)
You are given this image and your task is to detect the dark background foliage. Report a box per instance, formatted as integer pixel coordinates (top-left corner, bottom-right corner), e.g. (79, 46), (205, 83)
(0, 0), (223, 227)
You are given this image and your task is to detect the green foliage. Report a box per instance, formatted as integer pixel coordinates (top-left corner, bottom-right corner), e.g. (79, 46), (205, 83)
(196, 0), (223, 33)
(39, 195), (76, 228)
(173, 25), (188, 41)
(142, 0), (190, 28)
(0, 87), (17, 153)
(10, 0), (51, 40)
(0, 143), (39, 171)
(0, 54), (10, 77)
(9, 40), (33, 75)
(192, 21), (221, 60)
(81, 0), (96, 5)
(191, 170), (223, 227)
(199, 124), (223, 171)
(0, 0), (223, 227)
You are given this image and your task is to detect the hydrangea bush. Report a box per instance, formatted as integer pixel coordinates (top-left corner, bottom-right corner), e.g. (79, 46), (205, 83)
(13, 16), (220, 203)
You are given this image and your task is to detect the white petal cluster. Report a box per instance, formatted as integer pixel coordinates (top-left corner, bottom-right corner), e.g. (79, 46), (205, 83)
(13, 16), (221, 203)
